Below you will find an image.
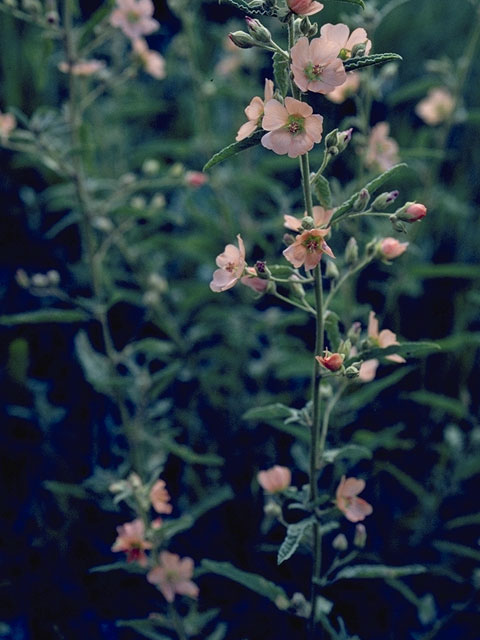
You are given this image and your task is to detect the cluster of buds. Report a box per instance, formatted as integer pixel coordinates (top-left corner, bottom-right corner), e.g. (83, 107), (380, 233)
(324, 127), (353, 158)
(229, 17), (276, 51)
(15, 268), (60, 289)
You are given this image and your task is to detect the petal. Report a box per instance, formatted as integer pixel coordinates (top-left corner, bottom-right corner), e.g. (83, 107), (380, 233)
(359, 359), (379, 382)
(368, 311), (379, 339)
(236, 120), (258, 141)
(320, 59), (347, 87)
(236, 234), (246, 261)
(304, 114), (323, 143)
(284, 96), (312, 118)
(346, 28), (368, 50)
(283, 243), (306, 268)
(345, 497), (373, 522)
(210, 269), (238, 292)
(284, 214), (302, 231)
(301, 1), (324, 15)
(292, 67), (309, 93)
(176, 580), (199, 599)
(245, 96), (264, 120)
(290, 37), (311, 69)
(264, 78), (274, 102)
(312, 206), (333, 226)
(342, 477), (365, 498)
(261, 129), (292, 155)
(310, 36), (342, 63)
(303, 250), (322, 271)
(287, 132), (313, 157)
(262, 99), (288, 131)
(320, 23), (349, 49)
(216, 244), (241, 268)
(378, 329), (398, 349)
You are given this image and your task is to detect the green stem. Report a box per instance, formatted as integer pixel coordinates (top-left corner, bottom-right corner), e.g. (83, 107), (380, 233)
(323, 255), (374, 310)
(168, 602), (188, 640)
(272, 289), (317, 316)
(330, 210), (393, 226)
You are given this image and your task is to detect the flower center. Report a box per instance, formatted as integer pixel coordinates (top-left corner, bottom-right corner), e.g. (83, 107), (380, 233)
(225, 261), (236, 273)
(338, 47), (350, 60)
(127, 10), (141, 23)
(303, 236), (321, 253)
(286, 115), (304, 136)
(304, 62), (325, 82)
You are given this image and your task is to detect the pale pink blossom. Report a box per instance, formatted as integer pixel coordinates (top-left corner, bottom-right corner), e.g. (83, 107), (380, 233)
(283, 228), (334, 271)
(365, 122), (399, 172)
(0, 111), (16, 140)
(290, 36), (346, 94)
(150, 479), (173, 514)
(236, 79), (274, 141)
(58, 59), (106, 76)
(287, 0), (324, 16)
(210, 234), (246, 292)
(111, 518), (152, 566)
(320, 23), (371, 59)
(132, 38), (165, 79)
(240, 266), (269, 292)
(415, 87), (454, 126)
(325, 72), (360, 103)
(110, 0), (159, 40)
(261, 97), (323, 158)
(147, 551), (199, 602)
(257, 465), (291, 493)
(379, 237), (408, 261)
(368, 311), (405, 364)
(284, 206), (333, 232)
(336, 476), (373, 523)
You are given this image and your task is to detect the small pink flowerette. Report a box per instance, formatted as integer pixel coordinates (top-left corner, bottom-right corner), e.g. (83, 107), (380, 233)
(150, 479), (173, 514)
(283, 228), (335, 271)
(147, 551), (199, 602)
(111, 518), (153, 566)
(236, 79), (274, 142)
(110, 0), (159, 40)
(210, 234), (246, 293)
(335, 476), (373, 523)
(257, 465), (291, 493)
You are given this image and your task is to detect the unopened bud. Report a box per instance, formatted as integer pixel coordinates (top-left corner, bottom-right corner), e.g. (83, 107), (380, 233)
(283, 233), (295, 246)
(119, 172), (136, 185)
(345, 237), (358, 265)
(300, 16), (317, 37)
(228, 31), (256, 49)
(92, 216), (113, 232)
(46, 270), (60, 286)
(354, 523), (367, 548)
(148, 273), (168, 293)
(264, 501), (282, 518)
(130, 195), (146, 210)
(344, 364), (360, 379)
(337, 128), (353, 152)
(255, 260), (271, 279)
(151, 193), (166, 209)
(15, 269), (30, 288)
(315, 351), (344, 372)
(347, 322), (362, 345)
(245, 17), (272, 44)
(301, 215), (315, 230)
(290, 592), (311, 618)
(394, 201), (427, 223)
(45, 10), (59, 24)
(338, 339), (352, 359)
(332, 533), (348, 551)
(142, 158), (160, 175)
(324, 128), (339, 152)
(351, 42), (366, 57)
(128, 472), (142, 488)
(31, 273), (49, 287)
(371, 190), (399, 211)
(169, 163), (184, 178)
(389, 215), (407, 233)
(353, 188), (370, 212)
(289, 276), (306, 299)
(325, 260), (339, 280)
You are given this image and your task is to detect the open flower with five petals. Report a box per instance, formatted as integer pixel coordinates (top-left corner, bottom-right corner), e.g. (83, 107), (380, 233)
(320, 23), (371, 59)
(110, 0), (159, 40)
(236, 79), (274, 141)
(283, 228), (334, 271)
(210, 235), (246, 292)
(336, 476), (373, 523)
(111, 518), (153, 566)
(147, 551), (199, 602)
(290, 36), (346, 94)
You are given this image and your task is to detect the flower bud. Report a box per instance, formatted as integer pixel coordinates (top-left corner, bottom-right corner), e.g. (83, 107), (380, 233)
(345, 237), (358, 265)
(300, 16), (318, 37)
(353, 188), (370, 212)
(394, 201), (427, 223)
(377, 237), (408, 261)
(351, 42), (367, 57)
(185, 171), (208, 188)
(228, 31), (256, 49)
(31, 273), (49, 287)
(389, 215), (407, 233)
(15, 269), (30, 288)
(316, 351), (344, 372)
(142, 158), (160, 175)
(338, 339), (352, 359)
(289, 276), (306, 299)
(325, 260), (339, 280)
(347, 322), (361, 345)
(344, 364), (360, 379)
(151, 193), (166, 209)
(337, 128), (353, 152)
(255, 260), (272, 279)
(290, 592), (311, 618)
(45, 10), (59, 24)
(264, 501), (282, 518)
(301, 215), (315, 230)
(130, 195), (146, 210)
(354, 523), (367, 548)
(283, 233), (295, 246)
(324, 128), (339, 153)
(332, 533), (348, 551)
(46, 270), (60, 286)
(245, 17), (272, 44)
(371, 190), (399, 211)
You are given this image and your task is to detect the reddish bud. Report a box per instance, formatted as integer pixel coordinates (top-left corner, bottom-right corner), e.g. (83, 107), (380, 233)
(315, 352), (344, 372)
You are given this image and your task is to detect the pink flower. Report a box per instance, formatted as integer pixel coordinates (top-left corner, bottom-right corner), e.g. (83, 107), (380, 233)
(240, 266), (269, 292)
(290, 36), (346, 94)
(185, 171), (208, 187)
(261, 97), (323, 158)
(416, 87), (454, 126)
(132, 38), (165, 79)
(147, 551), (199, 602)
(284, 206), (333, 232)
(287, 0), (324, 16)
(257, 465), (291, 493)
(325, 72), (360, 103)
(111, 518), (153, 566)
(365, 122), (399, 172)
(150, 479), (173, 514)
(368, 311), (405, 364)
(58, 59), (106, 76)
(236, 79), (274, 142)
(210, 234), (246, 292)
(315, 352), (344, 372)
(110, 0), (159, 40)
(283, 228), (334, 271)
(335, 476), (373, 523)
(320, 23), (371, 59)
(379, 237), (408, 261)
(0, 111), (16, 140)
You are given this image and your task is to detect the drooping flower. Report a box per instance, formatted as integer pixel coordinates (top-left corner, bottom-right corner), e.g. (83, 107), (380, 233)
(325, 72), (360, 103)
(236, 78), (274, 141)
(0, 111), (16, 140)
(290, 36), (346, 94)
(320, 23), (371, 59)
(287, 0), (324, 16)
(365, 122), (399, 172)
(150, 479), (173, 514)
(210, 234), (246, 292)
(283, 228), (334, 271)
(58, 59), (106, 76)
(132, 38), (165, 79)
(367, 311), (405, 364)
(240, 266), (269, 293)
(415, 87), (454, 126)
(110, 0), (159, 40)
(261, 97), (323, 158)
(335, 476), (373, 523)
(257, 465), (291, 493)
(315, 351), (344, 372)
(147, 551), (199, 602)
(111, 518), (152, 566)
(378, 237), (408, 261)
(284, 206), (333, 232)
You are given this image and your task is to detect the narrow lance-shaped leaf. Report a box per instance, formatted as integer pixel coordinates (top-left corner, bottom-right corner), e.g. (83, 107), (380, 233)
(344, 340), (440, 365)
(311, 173), (332, 209)
(218, 0), (277, 16)
(0, 309), (89, 325)
(331, 564), (426, 582)
(344, 53), (402, 72)
(203, 130), (264, 171)
(324, 310), (341, 352)
(278, 517), (315, 565)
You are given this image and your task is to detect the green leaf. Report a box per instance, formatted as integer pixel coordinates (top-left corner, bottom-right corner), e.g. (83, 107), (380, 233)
(343, 367), (413, 414)
(311, 172), (332, 209)
(74, 331), (114, 395)
(402, 391), (468, 419)
(90, 561), (146, 574)
(331, 0), (365, 8)
(445, 512), (480, 530)
(376, 462), (432, 504)
(162, 438), (224, 466)
(78, 0), (116, 49)
(43, 480), (88, 500)
(201, 560), (290, 609)
(116, 620), (171, 640)
(0, 309), (89, 325)
(434, 332), (480, 352)
(332, 564), (426, 581)
(243, 403), (293, 421)
(203, 130), (264, 171)
(273, 52), (289, 97)
(433, 540), (480, 563)
(206, 624), (228, 640)
(324, 310), (341, 352)
(346, 341), (440, 365)
(322, 444), (372, 464)
(277, 516), (315, 565)
(218, 0), (276, 16)
(343, 52), (402, 72)
(409, 263), (480, 280)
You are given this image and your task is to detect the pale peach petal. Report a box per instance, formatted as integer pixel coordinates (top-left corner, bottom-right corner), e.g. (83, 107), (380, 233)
(342, 477), (365, 498)
(176, 580), (199, 599)
(291, 67), (309, 93)
(236, 120), (257, 141)
(346, 27), (371, 53)
(264, 78), (274, 102)
(359, 359), (379, 382)
(304, 114), (324, 143)
(312, 206), (333, 226)
(345, 497), (373, 523)
(310, 36), (342, 63)
(304, 250), (322, 270)
(284, 96), (312, 117)
(284, 214), (303, 231)
(321, 240), (335, 259)
(262, 99), (288, 131)
(368, 311), (379, 339)
(290, 37), (311, 69)
(210, 269), (237, 292)
(216, 244), (241, 268)
(245, 96), (265, 121)
(320, 23), (350, 49)
(319, 59), (346, 89)
(287, 132), (313, 157)
(261, 129), (292, 155)
(378, 329), (398, 349)
(283, 243), (306, 268)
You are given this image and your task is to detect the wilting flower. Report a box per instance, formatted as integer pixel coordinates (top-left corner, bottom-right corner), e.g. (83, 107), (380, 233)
(283, 228), (334, 270)
(58, 59), (106, 76)
(378, 237), (408, 261)
(368, 311), (405, 364)
(132, 38), (165, 79)
(0, 111), (16, 140)
(147, 551), (199, 602)
(240, 267), (269, 292)
(365, 122), (399, 172)
(284, 206), (333, 232)
(257, 465), (291, 493)
(416, 87), (454, 126)
(290, 36), (346, 94)
(210, 234), (246, 292)
(110, 0), (159, 39)
(316, 351), (344, 372)
(325, 72), (360, 103)
(150, 479), (173, 514)
(261, 97), (323, 158)
(287, 0), (324, 16)
(111, 518), (152, 566)
(320, 23), (371, 59)
(335, 476), (373, 523)
(236, 78), (274, 141)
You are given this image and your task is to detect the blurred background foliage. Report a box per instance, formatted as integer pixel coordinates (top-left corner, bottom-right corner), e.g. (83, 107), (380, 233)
(0, 0), (479, 638)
